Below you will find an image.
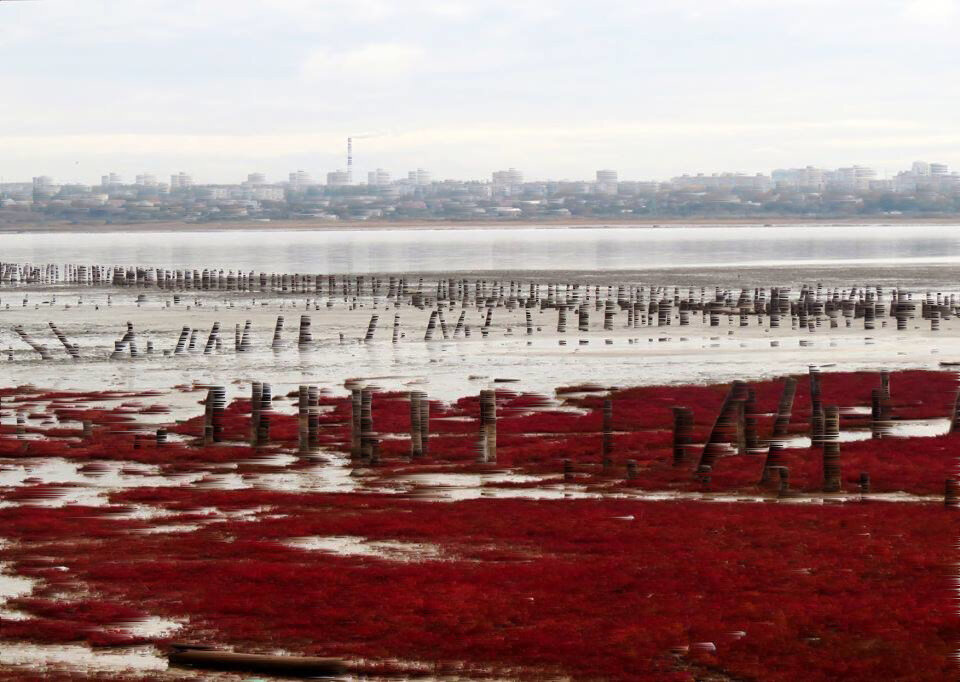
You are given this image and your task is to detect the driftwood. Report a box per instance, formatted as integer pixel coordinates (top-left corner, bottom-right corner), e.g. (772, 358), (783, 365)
(168, 644), (347, 677)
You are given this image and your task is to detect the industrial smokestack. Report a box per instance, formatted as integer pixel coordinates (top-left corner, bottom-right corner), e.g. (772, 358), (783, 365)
(347, 137), (353, 184)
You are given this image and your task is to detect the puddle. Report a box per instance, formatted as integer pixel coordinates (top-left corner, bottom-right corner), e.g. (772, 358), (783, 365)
(286, 535), (445, 562)
(0, 643), (167, 673)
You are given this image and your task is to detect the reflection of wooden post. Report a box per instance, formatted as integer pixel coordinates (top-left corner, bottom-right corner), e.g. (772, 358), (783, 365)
(822, 405), (841, 492)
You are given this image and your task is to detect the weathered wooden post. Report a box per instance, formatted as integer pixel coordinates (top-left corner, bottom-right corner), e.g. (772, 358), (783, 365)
(360, 388), (374, 459)
(761, 377), (797, 484)
(250, 382), (262, 443)
(239, 320), (252, 352)
(697, 381), (747, 472)
(424, 310), (438, 341)
(350, 388), (362, 458)
(946, 478), (959, 509)
(307, 385), (320, 449)
(255, 383), (271, 446)
(419, 396), (430, 457)
(410, 391), (423, 458)
(479, 389), (497, 463)
(809, 366), (824, 442)
(365, 315), (379, 342)
(822, 405), (841, 492)
(672, 407), (694, 466)
(298, 385), (309, 453)
(272, 316), (285, 350)
(870, 388), (892, 438)
(202, 386), (225, 445)
(601, 398), (613, 470)
(204, 322), (220, 355)
(298, 315), (312, 350)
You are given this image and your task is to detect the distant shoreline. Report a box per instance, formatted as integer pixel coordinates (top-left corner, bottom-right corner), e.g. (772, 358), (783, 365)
(1, 216), (959, 234)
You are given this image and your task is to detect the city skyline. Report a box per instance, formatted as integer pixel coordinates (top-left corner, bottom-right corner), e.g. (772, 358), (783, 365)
(2, 1), (959, 181)
(6, 159), (956, 189)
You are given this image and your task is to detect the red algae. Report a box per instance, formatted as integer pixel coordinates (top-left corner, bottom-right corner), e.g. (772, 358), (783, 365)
(0, 493), (954, 681)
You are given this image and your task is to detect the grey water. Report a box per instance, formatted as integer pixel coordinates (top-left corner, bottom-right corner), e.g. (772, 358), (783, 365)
(3, 224), (960, 279)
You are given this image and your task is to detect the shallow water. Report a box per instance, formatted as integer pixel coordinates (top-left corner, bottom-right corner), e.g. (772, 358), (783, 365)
(6, 224), (960, 277)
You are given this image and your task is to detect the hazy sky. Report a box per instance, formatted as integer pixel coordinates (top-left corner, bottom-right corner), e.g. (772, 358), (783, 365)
(2, 0), (959, 184)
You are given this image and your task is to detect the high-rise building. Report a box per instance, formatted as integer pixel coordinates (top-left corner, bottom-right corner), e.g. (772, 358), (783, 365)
(169, 172), (193, 189)
(246, 173), (267, 185)
(596, 169), (619, 194)
(492, 168), (523, 186)
(288, 170), (313, 189)
(367, 169), (391, 187)
(135, 174), (157, 187)
(407, 169), (431, 186)
(327, 170), (350, 186)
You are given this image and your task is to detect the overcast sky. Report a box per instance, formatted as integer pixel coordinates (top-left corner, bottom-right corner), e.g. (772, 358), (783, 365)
(1, 0), (958, 184)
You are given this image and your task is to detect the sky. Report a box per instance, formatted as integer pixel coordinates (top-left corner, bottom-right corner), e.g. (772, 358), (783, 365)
(1, 0), (959, 184)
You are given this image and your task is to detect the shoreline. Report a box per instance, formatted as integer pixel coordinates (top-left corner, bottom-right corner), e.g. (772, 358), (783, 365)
(2, 215), (960, 234)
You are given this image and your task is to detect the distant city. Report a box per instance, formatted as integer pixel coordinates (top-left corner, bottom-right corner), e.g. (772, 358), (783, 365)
(2, 160), (959, 225)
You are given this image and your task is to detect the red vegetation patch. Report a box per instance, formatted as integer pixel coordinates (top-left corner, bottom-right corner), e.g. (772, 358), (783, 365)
(0, 493), (955, 681)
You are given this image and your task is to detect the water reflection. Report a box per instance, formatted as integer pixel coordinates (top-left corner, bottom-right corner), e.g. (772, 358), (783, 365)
(6, 224), (960, 273)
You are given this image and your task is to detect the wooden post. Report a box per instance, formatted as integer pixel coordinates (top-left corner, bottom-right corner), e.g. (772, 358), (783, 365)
(250, 382), (262, 444)
(479, 389), (497, 463)
(307, 386), (320, 449)
(298, 314), (312, 350)
(822, 405), (841, 492)
(272, 316), (285, 350)
(672, 407), (694, 466)
(601, 398), (613, 470)
(419, 397), (430, 457)
(350, 388), (362, 458)
(697, 381), (747, 472)
(298, 385), (309, 453)
(410, 391), (423, 458)
(360, 388), (374, 459)
(761, 378), (797, 484)
(255, 383), (271, 446)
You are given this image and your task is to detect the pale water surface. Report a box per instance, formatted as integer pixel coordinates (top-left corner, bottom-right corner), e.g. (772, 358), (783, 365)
(4, 224), (960, 275)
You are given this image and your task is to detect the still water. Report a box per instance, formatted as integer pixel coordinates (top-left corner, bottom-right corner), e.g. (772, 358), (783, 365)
(2, 224), (960, 274)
